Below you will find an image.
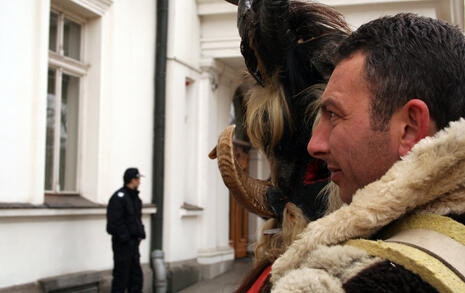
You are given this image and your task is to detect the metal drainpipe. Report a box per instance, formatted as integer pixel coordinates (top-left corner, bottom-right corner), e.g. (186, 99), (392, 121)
(152, 0), (168, 292)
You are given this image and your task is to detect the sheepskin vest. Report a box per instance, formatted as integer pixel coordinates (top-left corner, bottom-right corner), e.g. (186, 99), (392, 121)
(270, 118), (465, 292)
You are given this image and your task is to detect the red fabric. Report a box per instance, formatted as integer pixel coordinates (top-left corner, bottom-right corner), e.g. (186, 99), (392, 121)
(248, 265), (272, 293)
(304, 160), (328, 185)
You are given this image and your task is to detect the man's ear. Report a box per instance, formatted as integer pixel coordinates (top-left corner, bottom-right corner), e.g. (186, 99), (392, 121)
(397, 99), (431, 157)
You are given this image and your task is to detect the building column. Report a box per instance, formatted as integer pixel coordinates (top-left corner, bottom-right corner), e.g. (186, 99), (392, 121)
(196, 58), (234, 279)
(248, 149), (271, 247)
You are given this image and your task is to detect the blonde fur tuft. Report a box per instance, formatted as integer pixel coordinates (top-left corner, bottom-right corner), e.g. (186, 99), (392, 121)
(246, 75), (291, 155)
(254, 203), (309, 264)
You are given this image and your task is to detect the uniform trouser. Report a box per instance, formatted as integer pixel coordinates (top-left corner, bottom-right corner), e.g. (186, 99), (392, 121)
(111, 238), (143, 293)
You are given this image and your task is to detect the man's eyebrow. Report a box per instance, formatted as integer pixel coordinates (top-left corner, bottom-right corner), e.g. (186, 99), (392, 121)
(320, 97), (344, 112)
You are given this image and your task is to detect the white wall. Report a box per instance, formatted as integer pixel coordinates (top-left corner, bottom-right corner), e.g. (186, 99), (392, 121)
(163, 60), (202, 262)
(0, 0), (49, 204)
(163, 56), (241, 266)
(163, 0), (200, 263)
(337, 1), (439, 29)
(162, 0), (243, 267)
(201, 13), (238, 40)
(0, 213), (152, 288)
(0, 0), (155, 205)
(168, 0), (201, 68)
(94, 0), (155, 204)
(0, 0), (156, 289)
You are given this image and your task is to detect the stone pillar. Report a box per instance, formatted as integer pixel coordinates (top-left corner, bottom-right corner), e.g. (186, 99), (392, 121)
(196, 58), (234, 279)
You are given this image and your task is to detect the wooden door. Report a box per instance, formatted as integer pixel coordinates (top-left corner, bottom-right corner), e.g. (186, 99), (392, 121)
(229, 141), (250, 258)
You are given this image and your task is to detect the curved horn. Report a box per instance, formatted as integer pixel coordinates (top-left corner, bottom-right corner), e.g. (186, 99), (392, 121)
(213, 125), (275, 218)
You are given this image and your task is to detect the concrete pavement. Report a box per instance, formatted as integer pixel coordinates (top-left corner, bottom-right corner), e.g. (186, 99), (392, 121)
(179, 258), (253, 293)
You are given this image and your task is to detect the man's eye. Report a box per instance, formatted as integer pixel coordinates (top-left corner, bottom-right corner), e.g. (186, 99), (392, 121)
(329, 111), (337, 120)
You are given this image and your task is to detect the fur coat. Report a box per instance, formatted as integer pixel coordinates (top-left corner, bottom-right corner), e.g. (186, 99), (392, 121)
(269, 118), (465, 292)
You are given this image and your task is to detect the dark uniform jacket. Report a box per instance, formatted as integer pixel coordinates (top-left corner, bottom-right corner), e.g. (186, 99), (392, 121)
(107, 186), (146, 242)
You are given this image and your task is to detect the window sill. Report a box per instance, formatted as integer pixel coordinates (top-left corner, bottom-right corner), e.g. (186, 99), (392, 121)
(180, 202), (204, 218)
(0, 194), (156, 218)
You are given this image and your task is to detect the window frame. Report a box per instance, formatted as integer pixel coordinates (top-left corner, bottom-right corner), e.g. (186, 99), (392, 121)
(46, 7), (88, 194)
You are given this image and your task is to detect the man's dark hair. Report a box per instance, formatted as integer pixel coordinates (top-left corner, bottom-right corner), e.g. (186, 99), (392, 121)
(336, 13), (465, 130)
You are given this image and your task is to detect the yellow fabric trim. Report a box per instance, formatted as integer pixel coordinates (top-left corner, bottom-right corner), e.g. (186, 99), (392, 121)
(347, 239), (465, 293)
(380, 214), (465, 246)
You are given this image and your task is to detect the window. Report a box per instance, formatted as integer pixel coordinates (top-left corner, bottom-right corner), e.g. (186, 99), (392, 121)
(45, 10), (87, 193)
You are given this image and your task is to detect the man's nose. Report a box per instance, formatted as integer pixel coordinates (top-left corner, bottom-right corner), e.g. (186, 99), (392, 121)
(308, 122), (330, 159)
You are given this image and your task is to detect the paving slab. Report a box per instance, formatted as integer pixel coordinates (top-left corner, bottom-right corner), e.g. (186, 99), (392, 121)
(179, 258), (253, 293)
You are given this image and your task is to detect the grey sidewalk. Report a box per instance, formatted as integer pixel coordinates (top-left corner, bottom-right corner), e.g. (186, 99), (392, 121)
(179, 258), (253, 293)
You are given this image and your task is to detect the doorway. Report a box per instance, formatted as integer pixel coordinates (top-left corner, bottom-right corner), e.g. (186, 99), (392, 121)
(229, 141), (251, 258)
(229, 85), (251, 258)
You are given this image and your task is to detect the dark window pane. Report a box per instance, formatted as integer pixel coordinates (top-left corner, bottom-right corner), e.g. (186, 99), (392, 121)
(49, 12), (58, 52)
(63, 18), (81, 60)
(45, 68), (56, 190)
(59, 73), (79, 191)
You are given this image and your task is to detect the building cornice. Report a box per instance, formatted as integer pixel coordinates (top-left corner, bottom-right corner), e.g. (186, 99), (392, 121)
(74, 0), (113, 15)
(52, 0), (113, 17)
(0, 206), (156, 218)
(197, 0), (236, 16)
(197, 0), (433, 16)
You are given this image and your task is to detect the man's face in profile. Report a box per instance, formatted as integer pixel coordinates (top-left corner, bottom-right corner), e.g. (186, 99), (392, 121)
(132, 177), (141, 189)
(308, 52), (400, 203)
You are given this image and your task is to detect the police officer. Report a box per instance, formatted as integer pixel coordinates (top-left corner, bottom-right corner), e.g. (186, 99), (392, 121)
(107, 168), (146, 293)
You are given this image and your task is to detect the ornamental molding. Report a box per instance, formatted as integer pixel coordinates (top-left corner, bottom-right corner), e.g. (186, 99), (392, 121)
(200, 37), (241, 59)
(52, 0), (113, 17)
(200, 58), (226, 91)
(197, 0), (444, 16)
(197, 0), (236, 16)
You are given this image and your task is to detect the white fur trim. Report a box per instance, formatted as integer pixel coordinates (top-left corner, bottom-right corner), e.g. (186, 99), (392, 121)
(271, 245), (381, 292)
(304, 245), (381, 284)
(272, 266), (344, 293)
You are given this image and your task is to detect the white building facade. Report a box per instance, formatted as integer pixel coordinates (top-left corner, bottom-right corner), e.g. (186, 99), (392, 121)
(0, 0), (156, 291)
